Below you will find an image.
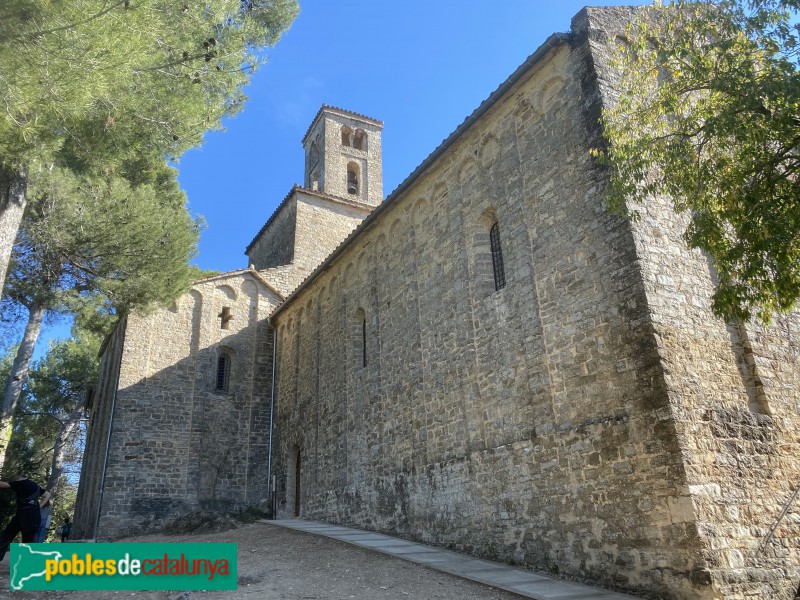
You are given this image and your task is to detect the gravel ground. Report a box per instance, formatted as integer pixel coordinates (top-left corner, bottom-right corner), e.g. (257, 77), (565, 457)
(0, 521), (524, 600)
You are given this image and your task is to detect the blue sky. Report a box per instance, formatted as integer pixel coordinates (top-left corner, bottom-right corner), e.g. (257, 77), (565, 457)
(15, 1), (649, 358)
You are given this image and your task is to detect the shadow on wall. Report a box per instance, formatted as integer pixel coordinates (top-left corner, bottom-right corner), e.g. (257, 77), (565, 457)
(79, 324), (274, 540)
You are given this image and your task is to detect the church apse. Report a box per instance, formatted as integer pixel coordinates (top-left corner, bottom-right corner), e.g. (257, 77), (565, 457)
(74, 272), (279, 539)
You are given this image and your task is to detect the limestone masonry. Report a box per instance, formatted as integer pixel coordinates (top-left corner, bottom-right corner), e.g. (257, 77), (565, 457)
(74, 7), (800, 599)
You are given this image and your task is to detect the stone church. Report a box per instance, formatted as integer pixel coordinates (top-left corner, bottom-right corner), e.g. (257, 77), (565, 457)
(74, 7), (800, 599)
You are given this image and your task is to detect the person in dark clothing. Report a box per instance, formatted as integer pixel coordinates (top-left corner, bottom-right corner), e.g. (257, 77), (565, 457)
(0, 476), (50, 561)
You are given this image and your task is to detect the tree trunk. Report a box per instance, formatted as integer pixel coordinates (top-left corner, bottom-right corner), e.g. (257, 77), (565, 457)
(0, 164), (28, 292)
(47, 404), (85, 493)
(0, 302), (45, 471)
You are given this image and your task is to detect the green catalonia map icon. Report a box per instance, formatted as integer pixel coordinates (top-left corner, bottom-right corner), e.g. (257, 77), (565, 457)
(9, 542), (238, 591)
(10, 544), (63, 590)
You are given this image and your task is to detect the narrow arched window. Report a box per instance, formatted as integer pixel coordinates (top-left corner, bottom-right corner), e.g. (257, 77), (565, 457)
(355, 308), (367, 368)
(347, 162), (359, 195)
(218, 306), (232, 329)
(490, 222), (505, 290)
(353, 129), (366, 151)
(309, 140), (319, 166)
(341, 126), (353, 147)
(362, 316), (367, 368)
(306, 140), (319, 190)
(216, 352), (231, 392)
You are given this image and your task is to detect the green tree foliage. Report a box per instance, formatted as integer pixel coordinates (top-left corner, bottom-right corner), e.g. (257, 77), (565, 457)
(0, 163), (201, 469)
(597, 0), (800, 323)
(19, 164), (202, 316)
(24, 329), (101, 493)
(0, 347), (53, 529)
(0, 330), (99, 536)
(0, 0), (298, 169)
(0, 0), (298, 287)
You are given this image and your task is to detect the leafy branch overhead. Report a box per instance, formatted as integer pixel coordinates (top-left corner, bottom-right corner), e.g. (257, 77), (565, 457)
(0, 163), (202, 470)
(0, 0), (299, 168)
(596, 0), (800, 323)
(14, 164), (203, 318)
(0, 0), (298, 290)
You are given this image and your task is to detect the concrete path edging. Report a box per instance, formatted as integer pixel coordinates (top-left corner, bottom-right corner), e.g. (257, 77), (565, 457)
(262, 519), (639, 600)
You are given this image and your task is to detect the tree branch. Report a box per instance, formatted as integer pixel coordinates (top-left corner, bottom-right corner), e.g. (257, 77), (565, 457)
(18, 411), (67, 427)
(10, 0), (131, 41)
(133, 52), (212, 74)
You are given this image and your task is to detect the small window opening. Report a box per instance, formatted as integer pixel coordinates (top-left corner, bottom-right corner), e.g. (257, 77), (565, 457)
(216, 353), (231, 392)
(347, 163), (359, 195)
(309, 140), (319, 167)
(362, 317), (367, 368)
(355, 308), (367, 369)
(353, 129), (366, 151)
(341, 126), (353, 147)
(219, 306), (232, 329)
(307, 141), (320, 189)
(490, 222), (506, 290)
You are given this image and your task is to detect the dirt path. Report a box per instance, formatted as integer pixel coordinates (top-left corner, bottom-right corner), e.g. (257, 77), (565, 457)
(0, 521), (524, 599)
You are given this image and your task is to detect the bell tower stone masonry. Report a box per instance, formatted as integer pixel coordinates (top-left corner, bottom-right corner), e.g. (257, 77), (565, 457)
(302, 105), (383, 206)
(244, 105), (383, 295)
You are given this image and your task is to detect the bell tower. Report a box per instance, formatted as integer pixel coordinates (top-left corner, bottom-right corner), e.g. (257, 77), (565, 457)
(301, 105), (383, 207)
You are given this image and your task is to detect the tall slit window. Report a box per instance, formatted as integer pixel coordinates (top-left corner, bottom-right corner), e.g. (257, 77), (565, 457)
(355, 308), (367, 369)
(307, 140), (319, 190)
(490, 222), (506, 290)
(216, 352), (231, 392)
(362, 317), (367, 368)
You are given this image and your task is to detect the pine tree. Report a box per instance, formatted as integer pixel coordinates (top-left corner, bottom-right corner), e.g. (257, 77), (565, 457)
(0, 0), (298, 288)
(0, 163), (201, 468)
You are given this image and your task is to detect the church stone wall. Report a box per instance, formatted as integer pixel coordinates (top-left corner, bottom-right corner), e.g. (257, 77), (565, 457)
(292, 191), (371, 281)
(586, 7), (800, 599)
(72, 6), (800, 598)
(248, 191), (371, 297)
(271, 15), (714, 599)
(315, 113), (383, 206)
(77, 273), (278, 540)
(256, 264), (301, 298)
(631, 193), (800, 600)
(247, 198), (297, 270)
(72, 318), (127, 540)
